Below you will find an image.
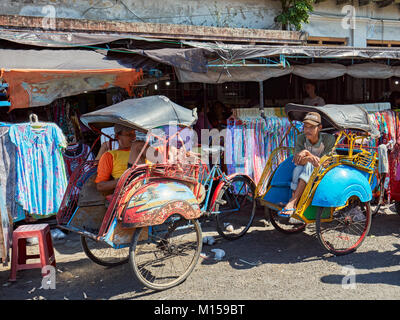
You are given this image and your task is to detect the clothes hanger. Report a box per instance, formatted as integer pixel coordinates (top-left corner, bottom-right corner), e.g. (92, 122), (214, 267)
(29, 113), (46, 130)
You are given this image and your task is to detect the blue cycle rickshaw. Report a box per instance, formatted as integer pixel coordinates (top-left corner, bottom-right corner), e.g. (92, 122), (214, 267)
(254, 103), (380, 255)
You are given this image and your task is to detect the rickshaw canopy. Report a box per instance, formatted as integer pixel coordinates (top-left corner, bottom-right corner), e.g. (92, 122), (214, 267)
(285, 103), (380, 138)
(80, 95), (198, 133)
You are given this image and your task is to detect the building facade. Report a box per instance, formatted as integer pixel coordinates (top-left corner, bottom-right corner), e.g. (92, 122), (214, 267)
(0, 0), (399, 47)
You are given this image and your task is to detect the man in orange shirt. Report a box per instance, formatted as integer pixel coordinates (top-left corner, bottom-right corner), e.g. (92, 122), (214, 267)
(95, 124), (145, 193)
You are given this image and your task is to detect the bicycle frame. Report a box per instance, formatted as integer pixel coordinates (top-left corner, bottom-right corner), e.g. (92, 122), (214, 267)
(199, 161), (251, 216)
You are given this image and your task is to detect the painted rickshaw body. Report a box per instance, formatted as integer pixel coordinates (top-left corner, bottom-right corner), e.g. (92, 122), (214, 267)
(56, 96), (204, 290)
(57, 95), (256, 290)
(255, 103), (380, 255)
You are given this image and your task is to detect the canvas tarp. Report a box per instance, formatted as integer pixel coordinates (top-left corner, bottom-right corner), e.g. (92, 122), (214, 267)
(285, 103), (379, 137)
(80, 95), (198, 132)
(176, 62), (400, 83)
(0, 28), (157, 48)
(181, 41), (400, 61)
(98, 43), (400, 81)
(0, 49), (143, 110)
(106, 41), (400, 83)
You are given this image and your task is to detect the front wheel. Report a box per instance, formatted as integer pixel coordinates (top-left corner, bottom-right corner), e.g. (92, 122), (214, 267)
(81, 236), (129, 267)
(266, 207), (306, 234)
(129, 215), (202, 291)
(316, 199), (371, 256)
(215, 175), (256, 240)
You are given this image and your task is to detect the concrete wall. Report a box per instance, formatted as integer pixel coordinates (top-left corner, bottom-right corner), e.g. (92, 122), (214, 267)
(1, 0), (400, 46)
(305, 1), (400, 46)
(1, 0), (280, 29)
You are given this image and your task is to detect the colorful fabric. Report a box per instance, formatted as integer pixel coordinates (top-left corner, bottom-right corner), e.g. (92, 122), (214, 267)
(367, 110), (398, 148)
(95, 149), (131, 183)
(8, 123), (68, 217)
(0, 124), (22, 222)
(227, 116), (302, 184)
(63, 143), (93, 179)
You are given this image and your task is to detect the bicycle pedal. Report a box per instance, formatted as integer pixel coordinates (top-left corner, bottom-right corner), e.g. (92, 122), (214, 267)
(215, 199), (227, 205)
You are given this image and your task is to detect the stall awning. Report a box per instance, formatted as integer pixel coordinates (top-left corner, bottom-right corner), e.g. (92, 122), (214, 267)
(181, 42), (400, 61)
(166, 42), (400, 83)
(0, 49), (143, 110)
(92, 42), (400, 83)
(175, 62), (400, 83)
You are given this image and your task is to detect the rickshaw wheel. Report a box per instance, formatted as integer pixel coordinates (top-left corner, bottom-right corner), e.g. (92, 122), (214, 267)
(316, 200), (372, 256)
(215, 175), (256, 240)
(81, 236), (129, 267)
(129, 215), (202, 291)
(266, 208), (306, 234)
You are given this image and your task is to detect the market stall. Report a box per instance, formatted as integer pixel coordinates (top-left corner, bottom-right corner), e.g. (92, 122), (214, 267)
(0, 47), (144, 266)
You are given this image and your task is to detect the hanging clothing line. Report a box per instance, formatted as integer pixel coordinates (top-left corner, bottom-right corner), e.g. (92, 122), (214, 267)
(0, 118), (68, 222)
(227, 115), (302, 184)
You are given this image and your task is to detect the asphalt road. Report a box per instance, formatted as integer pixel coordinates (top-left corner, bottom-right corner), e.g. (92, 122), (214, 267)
(1, 205), (400, 300)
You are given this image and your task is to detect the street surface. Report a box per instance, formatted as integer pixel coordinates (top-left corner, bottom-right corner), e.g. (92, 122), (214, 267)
(1, 205), (400, 300)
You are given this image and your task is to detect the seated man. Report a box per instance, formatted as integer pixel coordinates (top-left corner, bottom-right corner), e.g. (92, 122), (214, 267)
(95, 124), (146, 193)
(278, 112), (336, 218)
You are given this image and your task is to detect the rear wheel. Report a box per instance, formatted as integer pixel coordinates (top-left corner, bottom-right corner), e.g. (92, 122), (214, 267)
(81, 236), (129, 267)
(215, 175), (256, 240)
(316, 198), (371, 256)
(130, 214), (202, 291)
(266, 207), (306, 234)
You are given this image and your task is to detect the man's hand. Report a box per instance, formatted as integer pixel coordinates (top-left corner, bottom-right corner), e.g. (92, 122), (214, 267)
(308, 155), (320, 167)
(294, 150), (320, 167)
(294, 150), (311, 165)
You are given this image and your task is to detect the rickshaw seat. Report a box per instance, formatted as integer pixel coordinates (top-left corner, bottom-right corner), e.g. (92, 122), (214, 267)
(263, 156), (295, 205)
(263, 185), (292, 205)
(270, 156), (296, 188)
(77, 174), (106, 207)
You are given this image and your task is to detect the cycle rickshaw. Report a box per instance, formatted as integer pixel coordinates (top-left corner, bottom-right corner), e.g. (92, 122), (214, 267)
(254, 103), (380, 256)
(56, 95), (255, 290)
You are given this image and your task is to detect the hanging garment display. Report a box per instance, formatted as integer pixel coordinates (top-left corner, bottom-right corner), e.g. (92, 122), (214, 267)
(63, 143), (94, 179)
(46, 99), (74, 138)
(0, 185), (12, 266)
(8, 121), (68, 218)
(226, 115), (301, 184)
(368, 110), (398, 147)
(0, 124), (25, 222)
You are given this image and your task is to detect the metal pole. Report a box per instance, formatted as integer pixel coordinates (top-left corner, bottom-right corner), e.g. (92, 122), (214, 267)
(203, 83), (207, 129)
(259, 81), (265, 119)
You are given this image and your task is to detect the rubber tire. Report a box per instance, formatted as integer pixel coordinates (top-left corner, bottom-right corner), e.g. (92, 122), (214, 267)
(265, 207), (306, 234)
(129, 218), (202, 291)
(316, 202), (371, 256)
(81, 235), (129, 267)
(215, 175), (256, 240)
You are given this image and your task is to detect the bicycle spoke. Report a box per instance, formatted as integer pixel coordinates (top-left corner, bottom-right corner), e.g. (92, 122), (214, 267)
(132, 215), (201, 289)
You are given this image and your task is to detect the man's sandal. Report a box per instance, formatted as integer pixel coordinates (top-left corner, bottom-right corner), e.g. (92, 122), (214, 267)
(277, 208), (296, 218)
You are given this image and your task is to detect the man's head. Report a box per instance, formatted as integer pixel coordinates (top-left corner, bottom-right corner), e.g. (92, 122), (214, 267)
(114, 124), (136, 149)
(303, 112), (322, 142)
(304, 81), (316, 97)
